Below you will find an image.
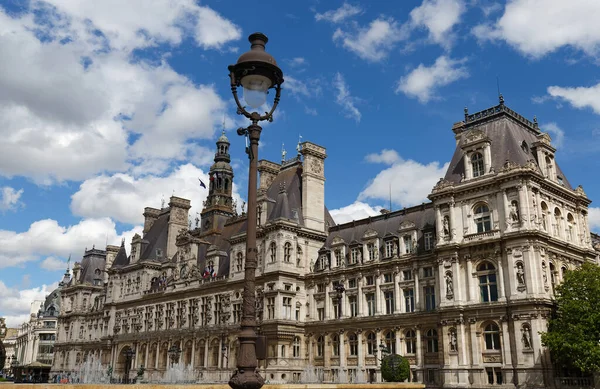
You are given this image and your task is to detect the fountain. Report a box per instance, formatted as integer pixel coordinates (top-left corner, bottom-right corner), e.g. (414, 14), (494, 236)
(300, 364), (324, 383)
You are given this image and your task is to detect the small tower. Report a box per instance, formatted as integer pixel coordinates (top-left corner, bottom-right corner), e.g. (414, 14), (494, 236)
(200, 131), (235, 235)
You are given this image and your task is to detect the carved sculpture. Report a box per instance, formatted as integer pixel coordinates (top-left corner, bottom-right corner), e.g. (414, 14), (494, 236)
(445, 272), (454, 299)
(516, 262), (526, 291)
(449, 328), (458, 352)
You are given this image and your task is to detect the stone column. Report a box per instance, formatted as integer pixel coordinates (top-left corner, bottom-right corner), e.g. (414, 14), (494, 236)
(204, 341), (209, 367)
(459, 318), (468, 366)
(394, 272), (401, 313)
(502, 189), (510, 231)
(191, 339), (195, 367)
(375, 275), (382, 315)
(155, 342), (160, 369)
(415, 327), (423, 366)
(325, 283), (331, 319)
(465, 258), (473, 302)
(339, 331), (346, 368)
(449, 199), (459, 242)
(357, 275), (364, 317)
(435, 206), (443, 244)
(452, 259), (462, 302)
(414, 268), (420, 310)
(497, 257), (506, 300)
(357, 331), (364, 368)
(518, 184), (528, 229)
(500, 319), (512, 366)
(143, 345), (149, 369)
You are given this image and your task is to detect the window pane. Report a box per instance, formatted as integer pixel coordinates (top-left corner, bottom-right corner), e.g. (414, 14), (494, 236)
(490, 285), (498, 302)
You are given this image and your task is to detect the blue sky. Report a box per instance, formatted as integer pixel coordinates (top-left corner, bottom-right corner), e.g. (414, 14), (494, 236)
(1, 0), (600, 326)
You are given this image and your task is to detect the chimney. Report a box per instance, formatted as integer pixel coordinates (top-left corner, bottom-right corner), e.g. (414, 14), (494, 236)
(143, 207), (161, 236)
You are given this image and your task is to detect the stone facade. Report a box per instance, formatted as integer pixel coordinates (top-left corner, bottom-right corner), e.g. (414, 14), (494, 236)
(51, 101), (600, 388)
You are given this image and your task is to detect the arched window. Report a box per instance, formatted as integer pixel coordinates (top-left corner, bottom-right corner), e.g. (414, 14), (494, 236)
(385, 331), (396, 354)
(405, 330), (416, 354)
(425, 329), (438, 353)
(474, 204), (492, 233)
(296, 246), (303, 267)
(471, 152), (485, 178)
(367, 332), (377, 355)
(293, 336), (301, 357)
(549, 262), (556, 290)
(236, 252), (243, 272)
(284, 242), (292, 263)
(545, 155), (553, 178)
(316, 335), (324, 357)
(269, 242), (277, 262)
(553, 208), (562, 237)
(331, 334), (340, 356)
(477, 262), (498, 302)
(483, 323), (501, 350)
(348, 333), (358, 356)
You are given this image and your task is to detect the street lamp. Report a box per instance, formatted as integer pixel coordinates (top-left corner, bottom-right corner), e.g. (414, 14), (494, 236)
(123, 349), (135, 384)
(334, 283), (345, 319)
(167, 344), (181, 366)
(10, 356), (16, 378)
(227, 32), (284, 389)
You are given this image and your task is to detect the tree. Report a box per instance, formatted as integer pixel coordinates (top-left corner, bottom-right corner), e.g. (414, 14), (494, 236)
(541, 262), (600, 374)
(381, 354), (410, 382)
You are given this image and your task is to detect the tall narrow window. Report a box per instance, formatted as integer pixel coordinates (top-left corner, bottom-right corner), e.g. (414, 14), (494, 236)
(553, 208), (562, 237)
(474, 204), (492, 233)
(236, 252), (243, 272)
(385, 331), (396, 354)
(424, 232), (433, 250)
(367, 243), (376, 260)
(349, 334), (358, 356)
(478, 262), (498, 302)
(367, 332), (377, 355)
(425, 286), (436, 311)
(267, 297), (275, 319)
(293, 337), (301, 357)
(471, 152), (485, 177)
(405, 330), (416, 354)
(385, 240), (394, 257)
(426, 329), (439, 353)
(403, 235), (413, 254)
(385, 291), (395, 314)
(282, 297), (292, 320)
(366, 293), (376, 316)
(283, 242), (292, 263)
(350, 248), (359, 265)
(316, 336), (324, 357)
(331, 334), (340, 356)
(404, 289), (415, 312)
(484, 323), (501, 350)
(334, 249), (342, 267)
(349, 296), (358, 317)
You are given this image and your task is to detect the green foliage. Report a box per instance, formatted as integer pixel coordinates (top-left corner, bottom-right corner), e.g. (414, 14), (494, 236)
(541, 262), (600, 374)
(381, 354), (410, 382)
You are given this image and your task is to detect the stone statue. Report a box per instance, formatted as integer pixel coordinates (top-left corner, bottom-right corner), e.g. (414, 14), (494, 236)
(516, 262), (526, 286)
(445, 273), (453, 297)
(443, 216), (450, 236)
(541, 213), (547, 231)
(309, 259), (314, 272)
(542, 262), (548, 285)
(522, 326), (532, 349)
(509, 201), (520, 223)
(449, 328), (458, 352)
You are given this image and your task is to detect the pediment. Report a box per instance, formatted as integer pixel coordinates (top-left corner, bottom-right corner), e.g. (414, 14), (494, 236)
(398, 220), (416, 231)
(331, 236), (346, 246)
(362, 229), (378, 239)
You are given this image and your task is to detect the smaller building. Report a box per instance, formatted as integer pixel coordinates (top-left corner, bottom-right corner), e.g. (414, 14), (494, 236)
(13, 269), (69, 382)
(2, 328), (18, 377)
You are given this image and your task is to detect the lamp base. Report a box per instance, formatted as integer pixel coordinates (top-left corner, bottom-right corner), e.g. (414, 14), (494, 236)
(229, 368), (265, 389)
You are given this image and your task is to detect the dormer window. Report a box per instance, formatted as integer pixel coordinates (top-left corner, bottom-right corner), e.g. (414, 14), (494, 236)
(471, 152), (485, 177)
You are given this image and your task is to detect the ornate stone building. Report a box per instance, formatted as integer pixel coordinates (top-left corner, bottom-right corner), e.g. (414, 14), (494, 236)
(51, 100), (600, 387)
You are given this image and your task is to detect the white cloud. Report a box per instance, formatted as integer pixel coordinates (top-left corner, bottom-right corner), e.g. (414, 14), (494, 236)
(315, 3), (362, 23)
(472, 0), (600, 58)
(589, 207), (600, 233)
(329, 201), (383, 224)
(71, 163), (244, 225)
(284, 76), (312, 99)
(333, 73), (361, 123)
(409, 0), (466, 49)
(359, 150), (449, 207)
(541, 122), (565, 149)
(365, 149), (401, 164)
(40, 256), (68, 271)
(0, 187), (24, 211)
(0, 280), (59, 327)
(0, 217), (141, 268)
(287, 57), (307, 67)
(0, 3), (235, 183)
(396, 56), (468, 103)
(333, 18), (407, 62)
(546, 83), (600, 115)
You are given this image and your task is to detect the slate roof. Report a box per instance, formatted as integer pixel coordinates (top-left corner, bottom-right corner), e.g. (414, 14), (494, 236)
(78, 248), (107, 284)
(139, 211), (170, 262)
(111, 241), (129, 268)
(265, 161), (303, 224)
(445, 103), (573, 189)
(323, 203), (435, 249)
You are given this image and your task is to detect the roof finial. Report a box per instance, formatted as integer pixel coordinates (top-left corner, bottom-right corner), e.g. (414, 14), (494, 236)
(533, 115), (538, 128)
(195, 212), (200, 228)
(281, 143), (287, 163)
(499, 93), (504, 106)
(66, 254), (71, 272)
(464, 106), (469, 122)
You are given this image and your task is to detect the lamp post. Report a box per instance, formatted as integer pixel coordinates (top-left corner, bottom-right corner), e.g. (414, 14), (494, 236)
(334, 283), (345, 319)
(167, 344), (181, 366)
(123, 349), (135, 384)
(10, 356), (16, 378)
(227, 32), (284, 389)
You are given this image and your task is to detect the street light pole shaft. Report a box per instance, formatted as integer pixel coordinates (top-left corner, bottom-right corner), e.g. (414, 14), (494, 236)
(229, 123), (264, 389)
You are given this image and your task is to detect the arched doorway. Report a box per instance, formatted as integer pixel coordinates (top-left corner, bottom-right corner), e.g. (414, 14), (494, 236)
(117, 346), (135, 383)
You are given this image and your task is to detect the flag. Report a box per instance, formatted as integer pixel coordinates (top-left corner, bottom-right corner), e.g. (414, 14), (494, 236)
(198, 178), (206, 189)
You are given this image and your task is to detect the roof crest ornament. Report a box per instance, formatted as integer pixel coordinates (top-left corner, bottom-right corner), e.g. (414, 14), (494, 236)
(297, 134), (303, 155)
(281, 143), (286, 163)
